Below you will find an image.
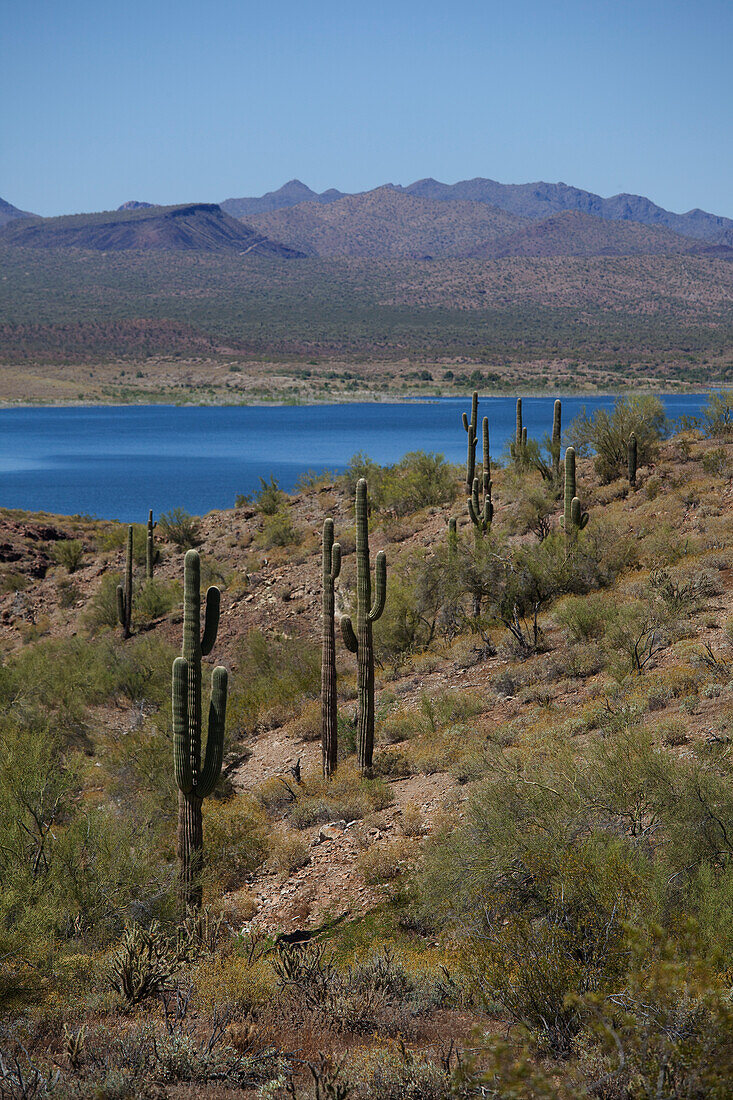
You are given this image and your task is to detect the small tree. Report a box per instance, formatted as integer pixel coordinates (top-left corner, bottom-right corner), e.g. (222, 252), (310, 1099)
(567, 396), (668, 482)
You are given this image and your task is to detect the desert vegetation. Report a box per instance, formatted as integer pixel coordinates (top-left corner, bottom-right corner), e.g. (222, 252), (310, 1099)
(0, 392), (731, 1097)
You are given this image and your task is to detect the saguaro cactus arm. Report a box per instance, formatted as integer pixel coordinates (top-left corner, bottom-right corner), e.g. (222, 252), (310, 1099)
(201, 587), (221, 656)
(173, 657), (193, 794)
(369, 551), (387, 622)
(198, 666), (228, 798)
(341, 615), (358, 653)
(571, 497), (589, 530)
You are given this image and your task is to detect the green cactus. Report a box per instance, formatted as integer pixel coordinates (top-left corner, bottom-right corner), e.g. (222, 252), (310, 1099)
(468, 416), (493, 537)
(340, 478), (386, 775)
(563, 447), (588, 544)
(146, 510), (155, 579)
(173, 549), (228, 908)
(116, 525), (133, 638)
(551, 399), (562, 477)
(462, 390), (479, 493)
(447, 516), (458, 556)
(628, 432), (638, 488)
(321, 518), (341, 779)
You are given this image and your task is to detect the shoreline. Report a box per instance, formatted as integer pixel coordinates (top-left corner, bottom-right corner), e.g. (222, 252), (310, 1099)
(0, 385), (718, 411)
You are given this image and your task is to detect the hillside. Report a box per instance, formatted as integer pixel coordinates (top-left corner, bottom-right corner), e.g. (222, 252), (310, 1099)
(246, 186), (528, 257)
(0, 195), (35, 227)
(0, 202), (305, 255)
(0, 403), (731, 1096)
(468, 209), (698, 258)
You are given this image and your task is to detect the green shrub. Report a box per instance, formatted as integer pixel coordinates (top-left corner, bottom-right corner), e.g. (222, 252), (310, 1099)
(567, 395), (668, 482)
(158, 508), (200, 548)
(54, 539), (84, 573)
(255, 509), (302, 548)
(253, 474), (286, 515)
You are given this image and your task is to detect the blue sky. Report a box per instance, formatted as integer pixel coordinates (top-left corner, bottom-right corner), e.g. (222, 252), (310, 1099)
(2, 0), (731, 218)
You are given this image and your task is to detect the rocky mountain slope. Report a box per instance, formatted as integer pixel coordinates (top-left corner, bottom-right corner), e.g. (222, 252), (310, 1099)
(0, 196), (35, 227)
(0, 202), (305, 255)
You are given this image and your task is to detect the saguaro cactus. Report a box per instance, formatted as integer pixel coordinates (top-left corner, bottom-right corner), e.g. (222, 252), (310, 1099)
(447, 516), (458, 556)
(468, 417), (493, 537)
(321, 518), (341, 779)
(551, 400), (562, 477)
(628, 433), (638, 488)
(173, 549), (228, 908)
(116, 525), (133, 638)
(340, 479), (386, 775)
(462, 390), (479, 493)
(563, 447), (588, 544)
(146, 510), (155, 579)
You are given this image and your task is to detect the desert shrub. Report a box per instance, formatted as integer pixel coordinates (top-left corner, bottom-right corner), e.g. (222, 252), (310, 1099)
(54, 538), (84, 573)
(86, 573), (122, 630)
(701, 445), (730, 476)
(290, 697), (322, 741)
(700, 388), (733, 437)
(255, 508), (302, 548)
(285, 765), (393, 829)
(347, 1046), (451, 1100)
(135, 577), (177, 622)
(202, 796), (269, 893)
(378, 452), (458, 515)
(341, 451), (384, 496)
(57, 578), (80, 608)
(357, 838), (414, 885)
(554, 593), (610, 642)
(158, 508), (200, 548)
(413, 728), (733, 1050)
(267, 826), (310, 873)
(567, 395), (668, 482)
(227, 630), (320, 734)
(253, 474), (286, 515)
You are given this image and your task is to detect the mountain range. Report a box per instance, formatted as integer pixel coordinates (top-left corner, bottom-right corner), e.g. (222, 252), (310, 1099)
(222, 177), (733, 244)
(2, 176), (732, 259)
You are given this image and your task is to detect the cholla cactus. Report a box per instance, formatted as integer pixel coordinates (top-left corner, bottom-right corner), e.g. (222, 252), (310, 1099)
(321, 518), (341, 778)
(116, 525), (133, 638)
(340, 479), (386, 775)
(173, 549), (228, 908)
(462, 390), (479, 493)
(468, 416), (493, 536)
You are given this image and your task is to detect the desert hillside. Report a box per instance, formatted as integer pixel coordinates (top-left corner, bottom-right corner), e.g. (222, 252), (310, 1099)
(1, 393), (732, 1096)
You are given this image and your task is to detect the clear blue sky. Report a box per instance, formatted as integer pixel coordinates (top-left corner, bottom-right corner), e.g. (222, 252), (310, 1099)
(2, 0), (731, 218)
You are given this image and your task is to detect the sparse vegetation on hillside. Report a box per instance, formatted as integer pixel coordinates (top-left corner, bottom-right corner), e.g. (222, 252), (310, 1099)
(0, 392), (731, 1097)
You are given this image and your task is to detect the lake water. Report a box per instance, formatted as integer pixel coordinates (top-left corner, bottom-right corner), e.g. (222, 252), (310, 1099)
(0, 395), (708, 522)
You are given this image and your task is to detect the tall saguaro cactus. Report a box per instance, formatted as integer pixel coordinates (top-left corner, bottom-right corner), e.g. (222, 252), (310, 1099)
(462, 390), (479, 493)
(321, 518), (341, 779)
(146, 510), (155, 580)
(116, 525), (133, 639)
(173, 549), (228, 909)
(563, 447), (588, 545)
(468, 417), (493, 537)
(628, 433), (638, 488)
(340, 479), (386, 775)
(551, 400), (562, 478)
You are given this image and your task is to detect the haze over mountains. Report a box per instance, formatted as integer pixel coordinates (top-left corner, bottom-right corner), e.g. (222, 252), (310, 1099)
(1, 175), (732, 258)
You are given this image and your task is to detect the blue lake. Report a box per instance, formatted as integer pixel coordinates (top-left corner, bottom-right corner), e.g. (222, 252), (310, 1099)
(0, 395), (709, 522)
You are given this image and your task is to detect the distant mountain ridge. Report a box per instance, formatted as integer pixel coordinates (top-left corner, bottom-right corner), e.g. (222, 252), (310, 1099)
(0, 203), (304, 255)
(224, 177), (733, 245)
(221, 180), (347, 219)
(0, 197), (35, 227)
